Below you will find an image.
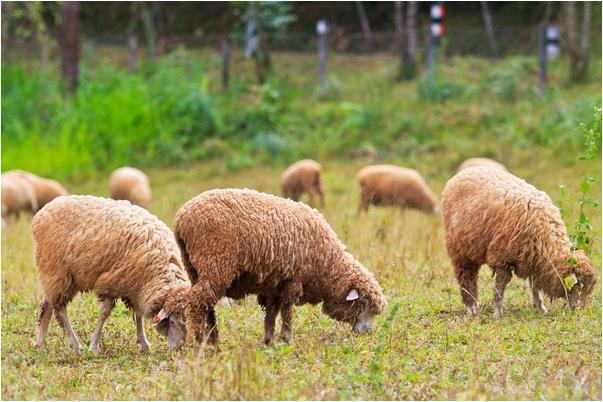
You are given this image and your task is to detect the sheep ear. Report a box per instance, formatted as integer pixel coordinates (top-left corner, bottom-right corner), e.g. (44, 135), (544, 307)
(152, 308), (168, 326)
(346, 289), (359, 301)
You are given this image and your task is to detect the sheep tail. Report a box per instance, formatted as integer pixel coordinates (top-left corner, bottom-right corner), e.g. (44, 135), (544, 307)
(175, 232), (198, 285)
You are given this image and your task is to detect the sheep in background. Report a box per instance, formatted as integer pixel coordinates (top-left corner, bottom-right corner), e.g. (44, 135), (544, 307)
(457, 157), (507, 173)
(7, 170), (69, 209)
(356, 164), (439, 214)
(33, 195), (191, 353)
(109, 167), (151, 209)
(1, 172), (38, 221)
(442, 166), (596, 318)
(174, 189), (385, 345)
(280, 159), (325, 207)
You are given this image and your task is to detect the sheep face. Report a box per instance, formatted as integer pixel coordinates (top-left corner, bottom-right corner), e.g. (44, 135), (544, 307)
(321, 289), (376, 333)
(152, 308), (187, 349)
(567, 250), (596, 309)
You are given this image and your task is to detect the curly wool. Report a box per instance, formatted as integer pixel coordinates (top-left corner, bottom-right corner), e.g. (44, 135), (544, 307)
(356, 164), (439, 214)
(174, 188), (385, 343)
(457, 157), (507, 173)
(280, 159), (325, 206)
(32, 195), (190, 318)
(109, 167), (151, 209)
(442, 166), (596, 311)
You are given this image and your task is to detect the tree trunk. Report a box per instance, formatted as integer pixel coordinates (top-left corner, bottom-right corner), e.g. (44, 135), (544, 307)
(221, 34), (230, 90)
(355, 1), (373, 44)
(394, 1), (404, 53)
(401, 1), (418, 79)
(564, 1), (590, 82)
(480, 1), (497, 56)
(58, 2), (80, 93)
(141, 4), (156, 59)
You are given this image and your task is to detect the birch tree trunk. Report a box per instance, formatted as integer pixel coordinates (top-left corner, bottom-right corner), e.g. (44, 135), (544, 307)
(480, 1), (497, 56)
(355, 1), (373, 44)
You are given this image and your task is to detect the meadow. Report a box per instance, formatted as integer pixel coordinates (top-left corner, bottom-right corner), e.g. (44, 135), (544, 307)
(1, 47), (602, 400)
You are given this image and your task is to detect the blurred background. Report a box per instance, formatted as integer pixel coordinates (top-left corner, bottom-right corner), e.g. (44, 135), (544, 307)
(1, 1), (601, 180)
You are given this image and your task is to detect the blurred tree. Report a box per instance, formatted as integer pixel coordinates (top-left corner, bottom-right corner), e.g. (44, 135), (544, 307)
(480, 1), (497, 56)
(58, 1), (80, 93)
(240, 1), (295, 84)
(564, 1), (591, 82)
(397, 1), (418, 80)
(355, 1), (372, 44)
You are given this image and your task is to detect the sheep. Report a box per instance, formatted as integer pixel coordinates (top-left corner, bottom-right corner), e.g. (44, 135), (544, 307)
(7, 170), (69, 209)
(33, 195), (191, 353)
(457, 157), (507, 173)
(441, 166), (596, 318)
(280, 159), (325, 207)
(109, 167), (151, 209)
(1, 172), (38, 220)
(173, 188), (386, 345)
(356, 164), (439, 214)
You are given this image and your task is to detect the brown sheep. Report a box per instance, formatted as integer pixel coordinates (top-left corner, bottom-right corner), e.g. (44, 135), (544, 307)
(280, 159), (325, 207)
(109, 167), (151, 209)
(442, 166), (596, 318)
(356, 164), (439, 214)
(457, 157), (507, 173)
(173, 188), (385, 345)
(7, 170), (69, 209)
(1, 172), (38, 220)
(33, 195), (191, 353)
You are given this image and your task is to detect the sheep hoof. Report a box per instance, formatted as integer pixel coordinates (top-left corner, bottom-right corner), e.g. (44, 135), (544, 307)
(534, 303), (547, 313)
(279, 332), (293, 344)
(137, 343), (150, 353)
(492, 308), (503, 320)
(89, 344), (101, 354)
(465, 305), (478, 316)
(263, 337), (274, 346)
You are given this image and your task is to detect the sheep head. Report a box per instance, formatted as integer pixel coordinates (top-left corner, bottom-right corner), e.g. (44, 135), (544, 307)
(567, 250), (596, 309)
(152, 286), (189, 349)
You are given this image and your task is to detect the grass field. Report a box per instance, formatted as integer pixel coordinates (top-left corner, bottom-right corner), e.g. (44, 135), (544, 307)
(1, 156), (601, 400)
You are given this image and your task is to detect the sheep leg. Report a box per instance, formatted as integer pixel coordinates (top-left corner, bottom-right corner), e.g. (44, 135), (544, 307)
(185, 282), (222, 345)
(315, 183), (325, 208)
(89, 298), (114, 353)
(529, 278), (547, 312)
(453, 259), (480, 316)
(135, 315), (150, 352)
(54, 305), (82, 352)
(278, 281), (301, 343)
(207, 308), (219, 345)
(36, 299), (53, 348)
(492, 269), (512, 319)
(263, 294), (281, 345)
(357, 191), (370, 215)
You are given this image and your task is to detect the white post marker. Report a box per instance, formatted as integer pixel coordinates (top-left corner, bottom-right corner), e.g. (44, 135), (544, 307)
(545, 25), (560, 59)
(317, 19), (329, 90)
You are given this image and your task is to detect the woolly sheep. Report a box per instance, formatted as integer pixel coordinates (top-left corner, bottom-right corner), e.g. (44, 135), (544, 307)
(457, 157), (507, 172)
(442, 166), (596, 318)
(356, 164), (439, 214)
(1, 172), (38, 220)
(33, 195), (191, 353)
(173, 188), (386, 345)
(280, 159), (325, 207)
(109, 167), (151, 209)
(8, 170), (69, 209)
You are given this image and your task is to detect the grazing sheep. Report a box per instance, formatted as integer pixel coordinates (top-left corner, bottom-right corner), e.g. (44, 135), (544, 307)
(8, 170), (69, 209)
(109, 167), (151, 209)
(1, 172), (38, 220)
(280, 159), (325, 207)
(457, 157), (507, 172)
(174, 188), (385, 345)
(442, 166), (596, 318)
(356, 164), (439, 214)
(33, 195), (191, 353)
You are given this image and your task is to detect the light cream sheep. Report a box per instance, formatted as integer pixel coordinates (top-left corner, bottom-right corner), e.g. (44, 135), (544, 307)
(33, 195), (191, 353)
(109, 167), (151, 209)
(1, 172), (38, 220)
(280, 159), (325, 207)
(442, 166), (596, 318)
(356, 164), (439, 214)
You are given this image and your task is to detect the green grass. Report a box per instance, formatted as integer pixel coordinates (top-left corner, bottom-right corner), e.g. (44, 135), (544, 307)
(1, 156), (601, 400)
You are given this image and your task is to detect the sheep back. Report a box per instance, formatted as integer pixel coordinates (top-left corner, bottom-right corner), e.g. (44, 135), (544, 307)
(109, 167), (151, 209)
(457, 157), (507, 173)
(280, 159), (322, 197)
